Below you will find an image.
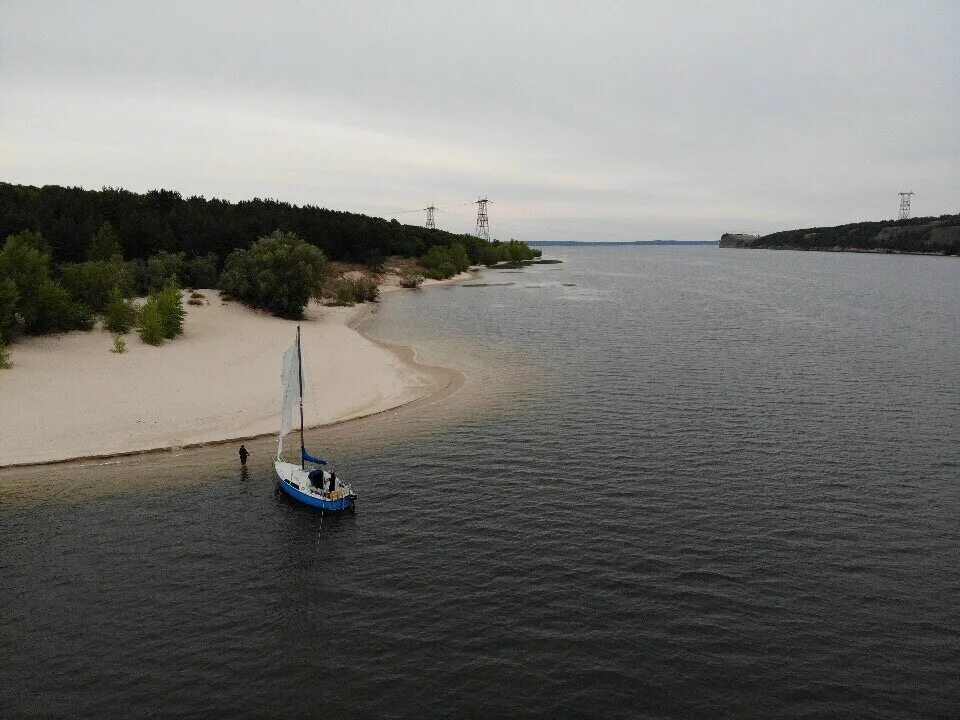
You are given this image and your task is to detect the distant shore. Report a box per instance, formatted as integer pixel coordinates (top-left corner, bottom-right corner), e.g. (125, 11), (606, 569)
(531, 240), (717, 247)
(719, 214), (960, 256)
(0, 273), (469, 468)
(722, 245), (957, 257)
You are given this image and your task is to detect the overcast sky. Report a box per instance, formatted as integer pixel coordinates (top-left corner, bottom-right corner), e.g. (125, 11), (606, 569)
(2, 1), (957, 241)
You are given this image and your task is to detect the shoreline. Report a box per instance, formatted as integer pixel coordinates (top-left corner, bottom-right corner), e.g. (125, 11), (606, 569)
(0, 273), (470, 470)
(0, 335), (464, 472)
(720, 245), (958, 257)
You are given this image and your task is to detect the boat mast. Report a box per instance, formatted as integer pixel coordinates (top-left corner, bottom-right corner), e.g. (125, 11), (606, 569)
(297, 325), (305, 470)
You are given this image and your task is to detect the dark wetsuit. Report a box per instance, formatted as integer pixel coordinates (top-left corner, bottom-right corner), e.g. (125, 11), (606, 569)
(239, 446), (249, 465)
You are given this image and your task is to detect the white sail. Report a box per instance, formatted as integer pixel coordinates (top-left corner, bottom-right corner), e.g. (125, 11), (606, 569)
(277, 342), (302, 457)
(274, 325), (356, 510)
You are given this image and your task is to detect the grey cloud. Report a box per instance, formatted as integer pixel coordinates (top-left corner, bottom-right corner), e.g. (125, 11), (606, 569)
(2, 1), (957, 240)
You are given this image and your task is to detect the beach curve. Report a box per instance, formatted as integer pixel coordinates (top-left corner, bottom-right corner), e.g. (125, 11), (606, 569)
(0, 277), (468, 469)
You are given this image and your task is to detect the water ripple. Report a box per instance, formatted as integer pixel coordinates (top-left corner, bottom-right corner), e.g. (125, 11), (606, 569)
(2, 248), (959, 718)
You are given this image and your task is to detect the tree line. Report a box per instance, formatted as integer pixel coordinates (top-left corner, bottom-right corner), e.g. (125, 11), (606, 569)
(0, 181), (539, 365)
(744, 214), (960, 255)
(0, 181), (516, 266)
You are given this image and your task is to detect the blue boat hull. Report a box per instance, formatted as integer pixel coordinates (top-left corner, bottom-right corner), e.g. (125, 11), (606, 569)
(278, 477), (355, 511)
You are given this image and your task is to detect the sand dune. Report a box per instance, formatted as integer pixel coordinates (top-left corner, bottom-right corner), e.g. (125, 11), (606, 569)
(0, 290), (455, 467)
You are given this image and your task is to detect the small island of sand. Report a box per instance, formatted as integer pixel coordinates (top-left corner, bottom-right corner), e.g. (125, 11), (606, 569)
(0, 286), (462, 467)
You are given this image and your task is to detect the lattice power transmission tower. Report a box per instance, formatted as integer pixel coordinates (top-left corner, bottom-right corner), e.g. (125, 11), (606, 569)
(475, 197), (490, 241)
(425, 205), (436, 229)
(898, 192), (914, 220)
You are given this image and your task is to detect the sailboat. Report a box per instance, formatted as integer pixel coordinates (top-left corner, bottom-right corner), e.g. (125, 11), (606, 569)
(274, 326), (357, 511)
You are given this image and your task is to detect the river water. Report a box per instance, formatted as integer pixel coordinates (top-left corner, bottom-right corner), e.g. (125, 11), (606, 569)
(2, 247), (958, 718)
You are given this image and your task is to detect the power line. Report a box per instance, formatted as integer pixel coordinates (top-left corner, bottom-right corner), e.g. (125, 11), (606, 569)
(399, 198), (731, 241)
(437, 201), (477, 211)
(394, 200), (475, 215)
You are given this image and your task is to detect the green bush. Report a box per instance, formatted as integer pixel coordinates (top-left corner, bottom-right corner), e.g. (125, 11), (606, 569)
(219, 230), (327, 318)
(440, 262), (458, 279)
(137, 299), (165, 345)
(399, 273), (423, 289)
(60, 259), (134, 312)
(419, 245), (456, 279)
(155, 284), (185, 338)
(33, 281), (93, 334)
(0, 277), (18, 343)
(480, 244), (501, 266)
(186, 253), (218, 288)
(127, 258), (148, 295)
(327, 275), (380, 305)
(345, 277), (379, 303)
(448, 243), (470, 273)
(136, 284), (183, 343)
(333, 284), (356, 306)
(138, 250), (187, 295)
(0, 232), (51, 332)
(125, 252), (193, 296)
(111, 334), (126, 354)
(0, 231), (92, 336)
(87, 221), (123, 261)
(0, 341), (11, 368)
(419, 243), (471, 279)
(104, 288), (139, 334)
(480, 239), (535, 265)
(506, 239), (534, 262)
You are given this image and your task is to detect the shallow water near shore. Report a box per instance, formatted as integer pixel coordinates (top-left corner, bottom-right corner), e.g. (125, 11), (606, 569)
(2, 247), (958, 718)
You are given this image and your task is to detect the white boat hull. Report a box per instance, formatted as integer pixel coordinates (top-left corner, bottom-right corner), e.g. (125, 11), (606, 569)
(274, 460), (356, 511)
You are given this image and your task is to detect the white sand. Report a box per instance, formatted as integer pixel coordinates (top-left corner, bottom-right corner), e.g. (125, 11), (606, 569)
(0, 290), (454, 467)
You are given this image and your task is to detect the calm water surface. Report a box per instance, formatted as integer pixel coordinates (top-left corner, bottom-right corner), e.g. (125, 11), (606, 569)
(2, 247), (958, 718)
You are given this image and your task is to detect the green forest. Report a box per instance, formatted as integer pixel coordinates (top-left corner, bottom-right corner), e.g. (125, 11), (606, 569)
(720, 213), (960, 255)
(0, 181), (510, 266)
(0, 182), (536, 363)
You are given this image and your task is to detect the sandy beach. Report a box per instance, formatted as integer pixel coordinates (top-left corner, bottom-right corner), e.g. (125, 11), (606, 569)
(0, 284), (463, 468)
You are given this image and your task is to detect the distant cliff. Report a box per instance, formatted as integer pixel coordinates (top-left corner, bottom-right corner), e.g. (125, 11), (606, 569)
(720, 215), (960, 256)
(718, 233), (761, 248)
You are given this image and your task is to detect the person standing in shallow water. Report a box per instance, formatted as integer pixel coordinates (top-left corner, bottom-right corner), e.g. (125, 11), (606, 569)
(239, 445), (249, 465)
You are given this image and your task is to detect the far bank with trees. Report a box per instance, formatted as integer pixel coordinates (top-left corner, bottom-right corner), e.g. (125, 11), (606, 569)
(720, 213), (960, 255)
